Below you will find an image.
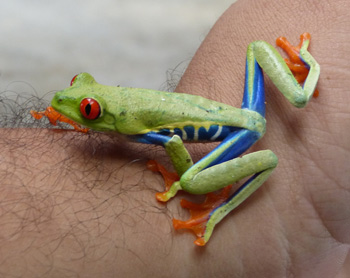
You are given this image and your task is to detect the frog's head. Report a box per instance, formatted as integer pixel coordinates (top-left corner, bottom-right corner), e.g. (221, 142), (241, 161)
(51, 73), (117, 131)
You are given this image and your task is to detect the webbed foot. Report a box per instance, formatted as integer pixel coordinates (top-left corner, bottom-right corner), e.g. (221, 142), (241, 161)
(173, 185), (232, 246)
(147, 160), (180, 202)
(276, 32), (319, 97)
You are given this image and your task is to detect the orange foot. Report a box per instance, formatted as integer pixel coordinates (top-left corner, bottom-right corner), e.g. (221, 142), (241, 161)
(173, 185), (232, 246)
(146, 160), (180, 202)
(30, 107), (89, 133)
(276, 32), (319, 98)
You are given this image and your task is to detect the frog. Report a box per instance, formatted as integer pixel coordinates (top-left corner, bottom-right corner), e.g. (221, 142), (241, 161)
(31, 33), (320, 246)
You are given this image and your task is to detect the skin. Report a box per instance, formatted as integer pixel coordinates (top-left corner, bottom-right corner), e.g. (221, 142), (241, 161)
(0, 0), (349, 277)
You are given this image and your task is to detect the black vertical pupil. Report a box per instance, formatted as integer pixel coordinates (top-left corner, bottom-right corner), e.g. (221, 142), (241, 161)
(85, 104), (91, 115)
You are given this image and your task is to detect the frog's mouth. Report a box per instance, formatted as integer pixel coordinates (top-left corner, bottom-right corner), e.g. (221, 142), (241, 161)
(51, 93), (82, 123)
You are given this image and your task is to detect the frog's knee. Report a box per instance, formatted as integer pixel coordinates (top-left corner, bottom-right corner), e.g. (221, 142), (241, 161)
(293, 95), (308, 108)
(262, 150), (278, 168)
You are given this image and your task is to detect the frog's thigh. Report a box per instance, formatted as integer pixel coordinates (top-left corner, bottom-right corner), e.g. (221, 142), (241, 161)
(180, 150), (278, 194)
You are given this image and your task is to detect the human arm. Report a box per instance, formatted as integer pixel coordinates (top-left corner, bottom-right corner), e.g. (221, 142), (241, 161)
(1, 0), (349, 276)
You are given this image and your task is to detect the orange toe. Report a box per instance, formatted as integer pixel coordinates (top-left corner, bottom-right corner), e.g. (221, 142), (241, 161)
(276, 32), (319, 98)
(172, 185), (232, 244)
(147, 160), (180, 202)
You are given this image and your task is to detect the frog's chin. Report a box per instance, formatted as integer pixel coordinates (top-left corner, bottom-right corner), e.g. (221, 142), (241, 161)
(53, 107), (82, 125)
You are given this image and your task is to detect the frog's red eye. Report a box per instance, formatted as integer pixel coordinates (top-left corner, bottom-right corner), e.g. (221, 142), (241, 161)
(80, 98), (101, 120)
(70, 74), (78, 86)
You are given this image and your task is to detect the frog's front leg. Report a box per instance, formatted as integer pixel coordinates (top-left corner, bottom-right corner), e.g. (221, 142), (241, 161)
(149, 134), (195, 202)
(135, 132), (194, 200)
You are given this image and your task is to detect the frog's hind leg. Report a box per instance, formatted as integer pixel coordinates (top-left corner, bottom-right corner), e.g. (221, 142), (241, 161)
(168, 129), (270, 246)
(241, 45), (266, 117)
(172, 185), (232, 245)
(250, 33), (319, 108)
(169, 51), (269, 245)
(174, 149), (277, 246)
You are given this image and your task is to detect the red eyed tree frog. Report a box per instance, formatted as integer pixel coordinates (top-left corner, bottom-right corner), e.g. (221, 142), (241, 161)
(31, 33), (320, 246)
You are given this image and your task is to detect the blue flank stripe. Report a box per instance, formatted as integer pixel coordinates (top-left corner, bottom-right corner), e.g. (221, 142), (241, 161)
(210, 126), (240, 141)
(173, 128), (183, 138)
(198, 125), (217, 140)
(157, 129), (171, 136)
(135, 125), (244, 143)
(183, 126), (194, 140)
(178, 125), (242, 141)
